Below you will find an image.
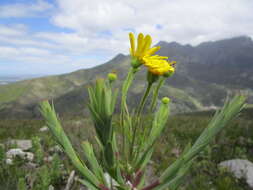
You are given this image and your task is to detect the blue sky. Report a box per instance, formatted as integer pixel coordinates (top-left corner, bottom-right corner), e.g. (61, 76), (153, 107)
(0, 0), (253, 76)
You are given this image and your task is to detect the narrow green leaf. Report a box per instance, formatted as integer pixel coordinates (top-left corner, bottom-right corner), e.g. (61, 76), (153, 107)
(156, 160), (193, 190)
(148, 102), (170, 146)
(160, 95), (246, 183)
(134, 147), (154, 171)
(105, 142), (115, 168)
(78, 179), (100, 190)
(39, 101), (101, 187)
(82, 141), (106, 184)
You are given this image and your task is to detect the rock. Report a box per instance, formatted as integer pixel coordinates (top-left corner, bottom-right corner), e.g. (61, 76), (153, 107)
(219, 159), (253, 188)
(25, 152), (34, 162)
(49, 145), (63, 154)
(5, 158), (13, 165)
(6, 148), (25, 158)
(43, 156), (53, 162)
(39, 126), (49, 132)
(6, 148), (34, 162)
(7, 139), (32, 151)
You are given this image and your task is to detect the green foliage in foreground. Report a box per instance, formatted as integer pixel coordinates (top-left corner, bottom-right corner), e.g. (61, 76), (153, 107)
(0, 108), (253, 189)
(40, 81), (245, 190)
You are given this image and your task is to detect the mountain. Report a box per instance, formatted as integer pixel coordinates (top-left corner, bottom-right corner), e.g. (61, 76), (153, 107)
(159, 36), (253, 88)
(0, 36), (252, 119)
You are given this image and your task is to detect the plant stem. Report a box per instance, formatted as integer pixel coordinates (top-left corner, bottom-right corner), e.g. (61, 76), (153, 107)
(136, 83), (152, 117)
(150, 77), (165, 112)
(120, 68), (136, 165)
(130, 82), (153, 159)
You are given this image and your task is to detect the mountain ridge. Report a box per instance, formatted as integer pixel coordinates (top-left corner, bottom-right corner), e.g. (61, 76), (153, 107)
(0, 36), (252, 118)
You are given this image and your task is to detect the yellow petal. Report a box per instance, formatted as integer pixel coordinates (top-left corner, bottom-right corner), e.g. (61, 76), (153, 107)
(143, 55), (175, 75)
(149, 68), (161, 75)
(136, 33), (144, 57)
(129, 33), (135, 56)
(146, 46), (160, 56)
(140, 35), (152, 55)
(129, 48), (133, 56)
(154, 55), (168, 60)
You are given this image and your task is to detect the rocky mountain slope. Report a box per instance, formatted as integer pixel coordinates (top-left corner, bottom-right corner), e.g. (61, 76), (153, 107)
(0, 36), (252, 118)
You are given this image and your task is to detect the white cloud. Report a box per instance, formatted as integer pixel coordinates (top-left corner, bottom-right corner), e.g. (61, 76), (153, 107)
(0, 24), (27, 36)
(52, 0), (253, 45)
(1, 0), (253, 75)
(35, 32), (89, 54)
(52, 0), (135, 33)
(0, 0), (53, 18)
(0, 25), (109, 73)
(0, 45), (84, 66)
(0, 46), (52, 59)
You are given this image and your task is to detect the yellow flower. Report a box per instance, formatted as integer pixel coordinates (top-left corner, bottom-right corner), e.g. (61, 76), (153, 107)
(128, 32), (176, 76)
(129, 32), (160, 61)
(142, 55), (176, 76)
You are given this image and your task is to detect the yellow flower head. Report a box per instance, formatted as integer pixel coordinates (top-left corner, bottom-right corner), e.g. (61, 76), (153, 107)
(129, 32), (161, 61)
(129, 32), (176, 76)
(142, 55), (176, 76)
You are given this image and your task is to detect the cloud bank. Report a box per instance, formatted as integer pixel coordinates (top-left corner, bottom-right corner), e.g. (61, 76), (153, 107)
(0, 0), (253, 75)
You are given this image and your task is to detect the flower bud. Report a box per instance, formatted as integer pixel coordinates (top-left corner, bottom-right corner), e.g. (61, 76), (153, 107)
(108, 73), (117, 83)
(162, 97), (170, 104)
(147, 71), (159, 84)
(163, 70), (174, 78)
(131, 57), (142, 68)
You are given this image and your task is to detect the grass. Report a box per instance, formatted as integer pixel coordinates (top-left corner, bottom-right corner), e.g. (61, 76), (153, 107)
(0, 75), (86, 110)
(0, 117), (95, 190)
(0, 82), (29, 105)
(0, 108), (253, 189)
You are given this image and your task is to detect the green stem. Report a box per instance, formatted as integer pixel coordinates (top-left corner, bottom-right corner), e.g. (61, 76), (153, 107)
(130, 82), (153, 159)
(120, 67), (136, 165)
(131, 76), (165, 168)
(136, 83), (152, 117)
(150, 77), (165, 112)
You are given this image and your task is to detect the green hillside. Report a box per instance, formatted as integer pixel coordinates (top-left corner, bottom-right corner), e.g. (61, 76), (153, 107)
(0, 36), (253, 118)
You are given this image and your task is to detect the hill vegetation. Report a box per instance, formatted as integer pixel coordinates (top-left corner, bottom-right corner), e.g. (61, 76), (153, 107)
(1, 108), (253, 189)
(0, 36), (252, 119)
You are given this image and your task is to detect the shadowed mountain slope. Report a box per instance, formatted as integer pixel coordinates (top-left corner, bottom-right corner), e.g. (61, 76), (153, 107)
(0, 36), (252, 118)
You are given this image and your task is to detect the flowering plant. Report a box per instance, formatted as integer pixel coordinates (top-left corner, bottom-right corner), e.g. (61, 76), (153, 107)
(40, 33), (245, 190)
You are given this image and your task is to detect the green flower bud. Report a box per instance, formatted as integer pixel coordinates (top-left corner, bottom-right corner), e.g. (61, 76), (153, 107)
(147, 71), (159, 84)
(107, 73), (117, 82)
(162, 97), (170, 104)
(163, 70), (174, 78)
(131, 57), (142, 68)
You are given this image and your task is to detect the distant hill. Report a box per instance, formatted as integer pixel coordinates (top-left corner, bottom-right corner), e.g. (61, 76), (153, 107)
(0, 75), (44, 85)
(157, 36), (253, 88)
(0, 36), (252, 119)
